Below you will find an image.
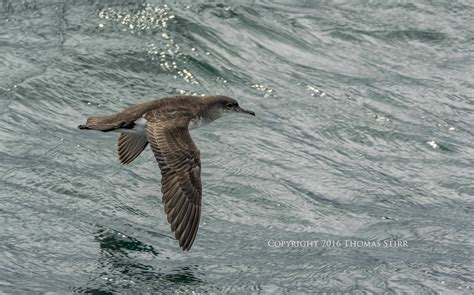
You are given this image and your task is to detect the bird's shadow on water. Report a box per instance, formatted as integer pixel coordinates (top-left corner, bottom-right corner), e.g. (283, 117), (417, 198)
(72, 228), (203, 293)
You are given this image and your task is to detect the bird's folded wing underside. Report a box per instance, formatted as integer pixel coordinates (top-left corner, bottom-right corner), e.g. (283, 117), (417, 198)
(145, 116), (202, 251)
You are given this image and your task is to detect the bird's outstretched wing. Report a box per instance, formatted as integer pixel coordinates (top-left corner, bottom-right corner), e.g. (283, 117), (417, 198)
(145, 114), (202, 251)
(117, 133), (148, 164)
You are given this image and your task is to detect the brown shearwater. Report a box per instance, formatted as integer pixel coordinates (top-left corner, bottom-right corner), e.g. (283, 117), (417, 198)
(78, 95), (255, 251)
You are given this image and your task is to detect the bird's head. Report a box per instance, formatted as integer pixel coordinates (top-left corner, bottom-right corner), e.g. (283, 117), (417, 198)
(208, 96), (255, 117)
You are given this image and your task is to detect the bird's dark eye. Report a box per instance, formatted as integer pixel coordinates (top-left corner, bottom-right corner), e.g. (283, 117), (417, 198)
(226, 103), (233, 108)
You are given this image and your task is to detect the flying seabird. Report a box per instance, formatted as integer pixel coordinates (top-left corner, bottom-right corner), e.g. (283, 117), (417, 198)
(78, 95), (255, 251)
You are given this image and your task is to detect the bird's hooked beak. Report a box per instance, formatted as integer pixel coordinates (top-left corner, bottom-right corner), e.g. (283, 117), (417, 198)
(235, 106), (255, 116)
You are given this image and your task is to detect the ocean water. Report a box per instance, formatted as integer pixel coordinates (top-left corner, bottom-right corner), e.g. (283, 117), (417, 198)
(0, 0), (473, 293)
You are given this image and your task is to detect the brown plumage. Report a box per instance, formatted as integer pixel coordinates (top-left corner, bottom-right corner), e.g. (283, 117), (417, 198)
(78, 95), (255, 251)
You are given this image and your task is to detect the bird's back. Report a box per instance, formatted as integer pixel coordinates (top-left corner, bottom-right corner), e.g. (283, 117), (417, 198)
(78, 96), (200, 132)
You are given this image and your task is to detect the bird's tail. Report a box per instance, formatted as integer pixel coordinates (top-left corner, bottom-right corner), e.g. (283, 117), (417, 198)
(78, 115), (120, 132)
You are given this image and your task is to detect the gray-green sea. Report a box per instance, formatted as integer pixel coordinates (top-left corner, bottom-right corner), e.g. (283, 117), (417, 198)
(0, 0), (473, 293)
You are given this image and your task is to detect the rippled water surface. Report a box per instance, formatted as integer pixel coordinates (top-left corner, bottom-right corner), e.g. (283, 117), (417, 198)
(1, 0), (473, 293)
